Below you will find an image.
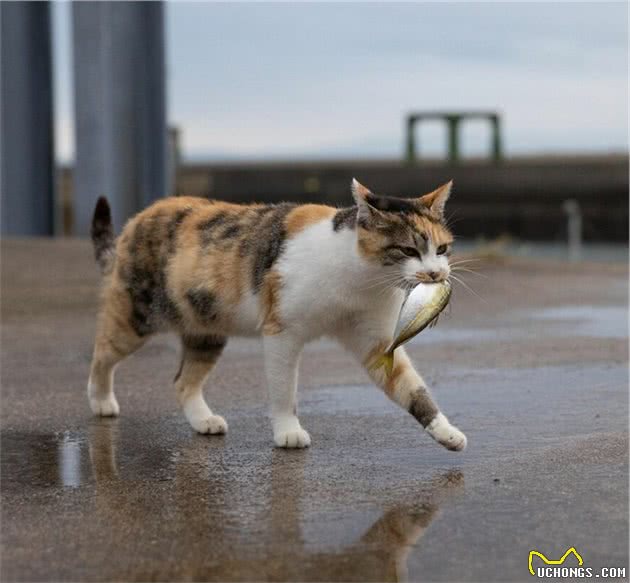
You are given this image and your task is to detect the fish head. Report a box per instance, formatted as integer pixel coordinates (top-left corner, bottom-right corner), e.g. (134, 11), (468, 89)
(351, 179), (453, 289)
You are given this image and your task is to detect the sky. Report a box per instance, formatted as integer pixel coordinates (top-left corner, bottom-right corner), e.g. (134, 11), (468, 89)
(53, 2), (628, 162)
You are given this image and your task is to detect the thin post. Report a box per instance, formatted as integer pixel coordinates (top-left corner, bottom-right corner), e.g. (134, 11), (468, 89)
(0, 2), (55, 236)
(447, 115), (461, 163)
(562, 199), (582, 262)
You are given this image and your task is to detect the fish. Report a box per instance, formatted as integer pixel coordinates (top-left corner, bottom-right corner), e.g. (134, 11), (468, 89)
(370, 281), (452, 375)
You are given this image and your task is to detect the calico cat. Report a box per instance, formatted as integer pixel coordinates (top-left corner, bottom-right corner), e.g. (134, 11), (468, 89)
(88, 179), (466, 451)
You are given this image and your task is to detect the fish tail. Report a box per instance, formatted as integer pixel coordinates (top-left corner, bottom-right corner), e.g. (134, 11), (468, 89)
(370, 352), (395, 376)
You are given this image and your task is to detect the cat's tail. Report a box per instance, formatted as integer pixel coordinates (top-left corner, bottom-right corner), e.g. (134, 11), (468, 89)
(91, 196), (115, 275)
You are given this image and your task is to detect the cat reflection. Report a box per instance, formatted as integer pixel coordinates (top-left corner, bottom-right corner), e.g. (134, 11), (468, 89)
(87, 420), (463, 582)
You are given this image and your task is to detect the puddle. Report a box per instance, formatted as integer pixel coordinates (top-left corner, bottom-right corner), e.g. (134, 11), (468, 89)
(2, 362), (627, 582)
(1, 431), (88, 489)
(1, 417), (466, 582)
(528, 305), (628, 339)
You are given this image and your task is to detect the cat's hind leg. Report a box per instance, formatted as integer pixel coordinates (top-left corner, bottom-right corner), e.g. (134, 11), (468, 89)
(175, 334), (228, 435)
(338, 331), (467, 452)
(88, 310), (146, 417)
(263, 332), (310, 448)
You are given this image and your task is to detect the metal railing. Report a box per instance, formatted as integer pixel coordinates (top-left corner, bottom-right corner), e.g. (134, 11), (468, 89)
(405, 111), (502, 163)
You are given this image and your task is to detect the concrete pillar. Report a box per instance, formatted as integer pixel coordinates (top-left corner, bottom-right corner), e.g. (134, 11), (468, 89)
(72, 1), (167, 235)
(0, 2), (55, 236)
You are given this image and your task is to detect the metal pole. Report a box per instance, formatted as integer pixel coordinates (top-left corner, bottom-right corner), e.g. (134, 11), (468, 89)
(72, 1), (167, 235)
(562, 199), (582, 262)
(447, 115), (460, 163)
(0, 1), (55, 236)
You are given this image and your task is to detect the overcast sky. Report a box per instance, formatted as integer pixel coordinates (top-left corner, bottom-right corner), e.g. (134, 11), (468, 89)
(54, 2), (628, 162)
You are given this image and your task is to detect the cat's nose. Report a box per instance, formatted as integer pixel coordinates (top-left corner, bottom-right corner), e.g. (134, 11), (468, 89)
(428, 271), (439, 281)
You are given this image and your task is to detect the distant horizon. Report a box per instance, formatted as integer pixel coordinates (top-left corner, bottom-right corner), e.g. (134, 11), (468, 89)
(54, 148), (628, 168)
(52, 2), (628, 164)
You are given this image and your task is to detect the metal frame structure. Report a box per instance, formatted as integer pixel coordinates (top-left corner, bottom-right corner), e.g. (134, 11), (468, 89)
(405, 111), (502, 163)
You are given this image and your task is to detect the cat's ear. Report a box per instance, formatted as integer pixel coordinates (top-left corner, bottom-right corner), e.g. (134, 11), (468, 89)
(351, 178), (387, 227)
(418, 180), (452, 217)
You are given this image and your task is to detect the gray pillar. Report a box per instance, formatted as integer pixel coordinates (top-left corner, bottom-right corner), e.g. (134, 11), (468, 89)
(72, 1), (167, 235)
(0, 2), (55, 236)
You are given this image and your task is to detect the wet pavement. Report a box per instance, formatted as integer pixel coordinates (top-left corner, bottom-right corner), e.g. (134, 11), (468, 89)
(1, 239), (628, 582)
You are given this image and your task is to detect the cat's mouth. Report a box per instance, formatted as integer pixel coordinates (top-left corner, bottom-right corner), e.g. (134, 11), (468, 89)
(415, 271), (447, 284)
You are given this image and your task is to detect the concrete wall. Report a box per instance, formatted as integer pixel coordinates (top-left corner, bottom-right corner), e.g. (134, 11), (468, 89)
(176, 155), (629, 242)
(58, 154), (629, 242)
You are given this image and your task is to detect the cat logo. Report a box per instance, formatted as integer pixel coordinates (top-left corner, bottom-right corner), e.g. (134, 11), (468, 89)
(528, 547), (584, 575)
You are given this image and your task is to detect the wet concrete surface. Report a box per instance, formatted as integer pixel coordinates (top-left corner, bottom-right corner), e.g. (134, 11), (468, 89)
(1, 239), (628, 581)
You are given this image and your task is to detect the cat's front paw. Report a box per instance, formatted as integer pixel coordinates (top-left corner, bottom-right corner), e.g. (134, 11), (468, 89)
(426, 413), (467, 452)
(274, 428), (311, 448)
(273, 417), (311, 448)
(89, 395), (120, 417)
(191, 414), (228, 435)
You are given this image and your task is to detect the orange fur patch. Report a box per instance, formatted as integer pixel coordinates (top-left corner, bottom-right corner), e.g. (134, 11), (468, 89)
(260, 270), (284, 335)
(285, 205), (336, 237)
(357, 227), (388, 261)
(412, 215), (453, 247)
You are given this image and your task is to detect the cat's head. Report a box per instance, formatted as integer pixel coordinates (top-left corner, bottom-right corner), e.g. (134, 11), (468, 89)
(351, 179), (453, 288)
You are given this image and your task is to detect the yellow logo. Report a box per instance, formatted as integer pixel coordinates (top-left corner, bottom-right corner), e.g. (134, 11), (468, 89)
(528, 547), (583, 576)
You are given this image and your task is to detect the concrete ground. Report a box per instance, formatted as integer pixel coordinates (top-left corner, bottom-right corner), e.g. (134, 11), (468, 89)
(1, 239), (628, 582)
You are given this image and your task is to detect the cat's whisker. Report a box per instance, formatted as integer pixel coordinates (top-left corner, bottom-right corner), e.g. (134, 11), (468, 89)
(361, 274), (407, 291)
(448, 258), (481, 267)
(449, 274), (487, 304)
(451, 266), (488, 279)
(378, 281), (406, 297)
(361, 271), (411, 287)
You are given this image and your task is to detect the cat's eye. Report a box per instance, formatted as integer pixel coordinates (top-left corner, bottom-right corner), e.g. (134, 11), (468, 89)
(398, 246), (420, 258)
(436, 244), (448, 255)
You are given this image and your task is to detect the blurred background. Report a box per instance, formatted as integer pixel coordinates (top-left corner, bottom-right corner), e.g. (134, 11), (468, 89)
(1, 1), (628, 258)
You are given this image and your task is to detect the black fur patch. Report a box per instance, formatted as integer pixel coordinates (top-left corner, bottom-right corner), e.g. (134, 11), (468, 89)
(365, 193), (420, 215)
(198, 212), (229, 246)
(166, 208), (192, 253)
(250, 204), (296, 291)
(238, 206), (278, 257)
(332, 207), (358, 231)
(122, 215), (181, 337)
(175, 334), (227, 381)
(186, 288), (218, 322)
(408, 387), (439, 427)
(91, 196), (114, 272)
(182, 334), (227, 356)
(220, 223), (241, 239)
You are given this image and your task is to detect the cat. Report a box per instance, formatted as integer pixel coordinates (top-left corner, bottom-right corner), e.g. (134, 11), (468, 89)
(88, 179), (467, 451)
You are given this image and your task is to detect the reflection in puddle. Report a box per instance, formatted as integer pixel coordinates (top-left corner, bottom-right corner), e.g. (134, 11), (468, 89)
(1, 430), (87, 489)
(1, 420), (464, 581)
(58, 432), (82, 487)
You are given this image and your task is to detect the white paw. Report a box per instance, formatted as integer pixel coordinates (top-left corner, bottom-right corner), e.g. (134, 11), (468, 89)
(274, 428), (311, 448)
(190, 414), (228, 435)
(273, 416), (311, 448)
(89, 395), (120, 417)
(426, 413), (467, 452)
